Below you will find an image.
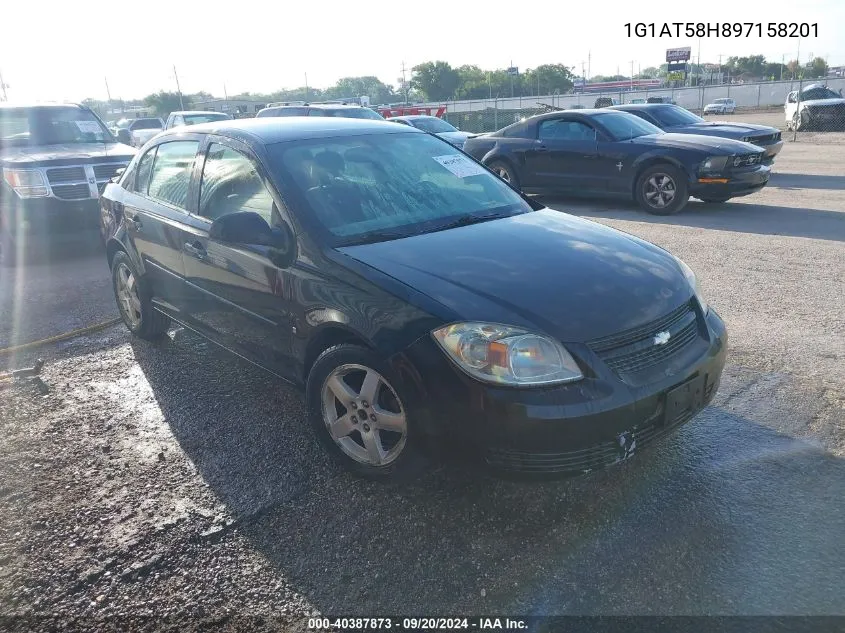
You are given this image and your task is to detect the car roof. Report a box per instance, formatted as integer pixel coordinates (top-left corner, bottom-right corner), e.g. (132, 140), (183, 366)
(608, 103), (675, 111)
(0, 102), (84, 110)
(528, 109), (631, 120)
(155, 116), (420, 145)
(388, 115), (439, 121)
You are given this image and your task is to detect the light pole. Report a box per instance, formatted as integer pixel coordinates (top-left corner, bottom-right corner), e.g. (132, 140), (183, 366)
(172, 65), (185, 110)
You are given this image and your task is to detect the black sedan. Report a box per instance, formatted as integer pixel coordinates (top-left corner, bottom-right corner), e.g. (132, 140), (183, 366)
(100, 117), (726, 480)
(610, 103), (783, 162)
(463, 109), (771, 214)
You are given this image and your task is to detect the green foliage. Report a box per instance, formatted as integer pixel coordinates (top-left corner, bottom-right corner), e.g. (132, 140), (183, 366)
(412, 61), (461, 101)
(143, 91), (184, 116)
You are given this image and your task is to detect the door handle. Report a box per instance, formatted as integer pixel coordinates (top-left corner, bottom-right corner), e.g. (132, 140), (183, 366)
(535, 145), (550, 152)
(183, 241), (207, 260)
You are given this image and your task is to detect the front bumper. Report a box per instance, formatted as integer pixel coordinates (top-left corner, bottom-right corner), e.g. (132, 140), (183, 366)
(691, 164), (770, 199)
(0, 194), (101, 242)
(395, 308), (728, 475)
(761, 140), (784, 162)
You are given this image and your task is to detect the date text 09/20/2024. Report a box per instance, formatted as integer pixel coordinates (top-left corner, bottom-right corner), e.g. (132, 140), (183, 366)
(624, 22), (818, 38)
(308, 618), (527, 630)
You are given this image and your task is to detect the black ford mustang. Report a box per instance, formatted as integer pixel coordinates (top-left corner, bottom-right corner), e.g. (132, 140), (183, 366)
(610, 103), (783, 163)
(100, 117), (726, 480)
(462, 109), (771, 214)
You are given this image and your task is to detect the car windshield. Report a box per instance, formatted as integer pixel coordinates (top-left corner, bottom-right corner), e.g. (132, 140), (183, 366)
(183, 113), (229, 125)
(652, 106), (704, 126)
(322, 108), (384, 120)
(0, 106), (114, 146)
(593, 112), (663, 140)
(408, 117), (458, 133)
(800, 87), (840, 100)
(270, 132), (532, 246)
(131, 119), (162, 130)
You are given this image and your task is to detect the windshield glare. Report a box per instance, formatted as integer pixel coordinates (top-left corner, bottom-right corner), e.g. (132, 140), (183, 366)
(323, 108), (384, 120)
(271, 132), (531, 245)
(594, 112), (663, 141)
(409, 117), (458, 133)
(1, 107), (113, 145)
(653, 106), (704, 127)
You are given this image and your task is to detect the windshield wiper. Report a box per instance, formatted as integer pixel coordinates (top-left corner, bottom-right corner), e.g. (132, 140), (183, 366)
(342, 229), (411, 246)
(434, 211), (513, 232)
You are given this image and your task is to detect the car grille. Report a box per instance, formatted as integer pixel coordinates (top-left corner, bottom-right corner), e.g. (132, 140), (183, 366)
(93, 164), (125, 180)
(51, 183), (92, 200)
(46, 167), (85, 184)
(485, 392), (710, 474)
(732, 152), (764, 167)
(588, 301), (700, 379)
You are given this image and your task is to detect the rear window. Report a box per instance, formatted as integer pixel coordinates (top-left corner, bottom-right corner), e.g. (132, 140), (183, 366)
(1, 107), (113, 145)
(321, 108), (384, 120)
(183, 113), (230, 125)
(131, 119), (162, 130)
(258, 107), (309, 117)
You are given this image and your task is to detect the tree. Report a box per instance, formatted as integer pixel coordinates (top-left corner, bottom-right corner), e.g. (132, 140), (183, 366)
(143, 91), (184, 116)
(412, 61), (461, 101)
(787, 59), (801, 79)
(805, 57), (828, 79)
(523, 64), (575, 96)
(638, 66), (661, 79)
(324, 76), (396, 104)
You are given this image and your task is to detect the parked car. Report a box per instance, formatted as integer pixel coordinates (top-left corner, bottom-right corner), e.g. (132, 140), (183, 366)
(99, 117), (726, 479)
(387, 115), (472, 148)
(164, 111), (232, 130)
(785, 84), (845, 131)
(594, 97), (619, 108)
(647, 96), (677, 105)
(0, 103), (135, 265)
(629, 99), (647, 104)
(462, 109), (770, 214)
(256, 103), (384, 120)
(703, 98), (736, 115)
(114, 118), (164, 147)
(610, 104), (783, 163)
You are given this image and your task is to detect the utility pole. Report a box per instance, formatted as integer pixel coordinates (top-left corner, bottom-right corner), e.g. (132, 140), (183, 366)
(587, 51), (591, 82)
(173, 64), (185, 110)
(400, 61), (409, 104)
(0, 68), (7, 102)
(510, 59), (514, 98)
(304, 72), (309, 101)
(104, 77), (112, 102)
(223, 82), (228, 114)
(630, 60), (635, 90)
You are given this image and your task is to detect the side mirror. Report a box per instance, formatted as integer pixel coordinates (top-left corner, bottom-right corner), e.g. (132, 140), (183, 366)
(110, 167), (126, 183)
(117, 129), (131, 144)
(209, 212), (296, 268)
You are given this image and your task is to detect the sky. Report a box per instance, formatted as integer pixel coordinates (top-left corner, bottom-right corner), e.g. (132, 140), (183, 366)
(2, 0), (844, 103)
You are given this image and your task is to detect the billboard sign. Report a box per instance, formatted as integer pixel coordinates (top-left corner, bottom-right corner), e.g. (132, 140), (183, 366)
(666, 47), (692, 62)
(667, 71), (685, 81)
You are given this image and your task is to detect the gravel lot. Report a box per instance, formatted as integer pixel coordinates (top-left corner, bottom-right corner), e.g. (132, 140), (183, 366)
(1, 137), (843, 630)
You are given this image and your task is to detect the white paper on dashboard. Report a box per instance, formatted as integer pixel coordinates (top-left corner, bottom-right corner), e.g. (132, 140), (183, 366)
(432, 154), (487, 178)
(75, 121), (103, 134)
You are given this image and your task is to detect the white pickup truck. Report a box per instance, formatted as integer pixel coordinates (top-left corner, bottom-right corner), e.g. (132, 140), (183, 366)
(785, 84), (845, 131)
(114, 117), (164, 148)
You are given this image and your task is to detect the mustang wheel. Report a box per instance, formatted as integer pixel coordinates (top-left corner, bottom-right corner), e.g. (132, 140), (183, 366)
(487, 160), (520, 190)
(111, 251), (170, 339)
(635, 164), (689, 215)
(306, 344), (428, 481)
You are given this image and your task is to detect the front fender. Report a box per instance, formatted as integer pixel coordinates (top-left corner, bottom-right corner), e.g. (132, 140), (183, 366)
(631, 151), (693, 182)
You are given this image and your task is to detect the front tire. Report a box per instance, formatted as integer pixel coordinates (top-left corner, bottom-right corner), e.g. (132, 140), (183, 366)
(306, 344), (428, 482)
(487, 160), (520, 190)
(635, 164), (689, 215)
(111, 250), (170, 340)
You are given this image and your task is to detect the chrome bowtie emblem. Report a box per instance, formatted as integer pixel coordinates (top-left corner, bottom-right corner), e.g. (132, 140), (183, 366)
(616, 161), (623, 171)
(88, 177), (96, 184)
(653, 331), (671, 346)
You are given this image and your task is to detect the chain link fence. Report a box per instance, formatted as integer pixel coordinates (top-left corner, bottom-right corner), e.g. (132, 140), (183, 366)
(440, 79), (845, 144)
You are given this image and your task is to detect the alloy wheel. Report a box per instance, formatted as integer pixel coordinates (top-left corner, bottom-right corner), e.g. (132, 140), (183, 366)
(643, 173), (677, 209)
(321, 364), (407, 467)
(116, 263), (142, 328)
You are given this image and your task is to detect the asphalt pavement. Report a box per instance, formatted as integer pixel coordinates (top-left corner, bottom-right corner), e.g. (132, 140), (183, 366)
(0, 139), (843, 627)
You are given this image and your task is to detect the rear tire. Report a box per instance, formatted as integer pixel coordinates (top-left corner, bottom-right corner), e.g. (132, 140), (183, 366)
(487, 160), (520, 190)
(635, 164), (689, 215)
(111, 250), (170, 340)
(306, 343), (429, 482)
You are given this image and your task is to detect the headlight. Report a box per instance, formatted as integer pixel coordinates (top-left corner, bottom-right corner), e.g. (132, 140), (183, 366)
(432, 322), (583, 387)
(2, 168), (49, 198)
(673, 256), (708, 314)
(699, 156), (730, 174)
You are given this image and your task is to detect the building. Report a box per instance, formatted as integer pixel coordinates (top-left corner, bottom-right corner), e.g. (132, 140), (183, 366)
(190, 99), (267, 116)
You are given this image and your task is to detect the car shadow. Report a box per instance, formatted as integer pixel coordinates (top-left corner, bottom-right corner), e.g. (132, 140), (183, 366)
(768, 172), (845, 190)
(129, 331), (845, 615)
(537, 196), (845, 243)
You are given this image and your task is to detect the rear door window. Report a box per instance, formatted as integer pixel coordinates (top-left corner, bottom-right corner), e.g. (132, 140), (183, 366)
(134, 148), (157, 194)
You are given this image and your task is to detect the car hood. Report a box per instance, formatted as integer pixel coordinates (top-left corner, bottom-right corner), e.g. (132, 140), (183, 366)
(799, 98), (845, 107)
(666, 122), (778, 139)
(636, 132), (760, 154)
(338, 209), (692, 343)
(0, 142), (136, 167)
(435, 130), (473, 144)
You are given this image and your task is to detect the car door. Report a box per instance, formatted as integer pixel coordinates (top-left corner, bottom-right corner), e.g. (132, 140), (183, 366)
(178, 137), (295, 376)
(528, 117), (602, 191)
(120, 138), (201, 313)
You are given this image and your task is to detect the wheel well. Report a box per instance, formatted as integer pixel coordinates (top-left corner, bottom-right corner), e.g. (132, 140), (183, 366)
(303, 327), (372, 381)
(106, 239), (124, 269)
(631, 158), (684, 198)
